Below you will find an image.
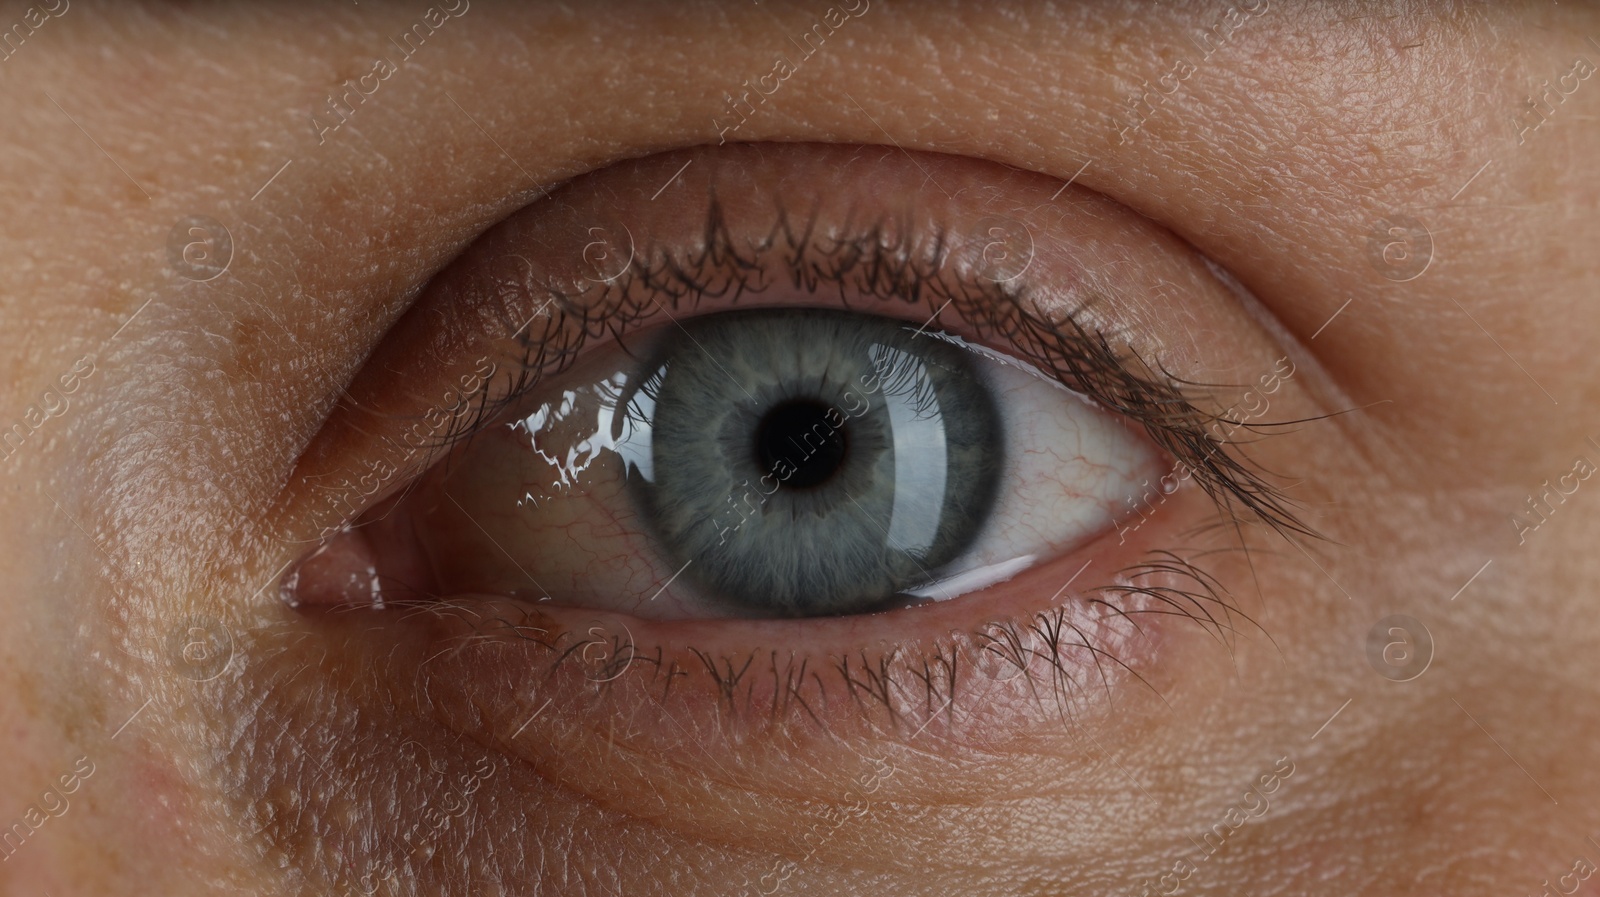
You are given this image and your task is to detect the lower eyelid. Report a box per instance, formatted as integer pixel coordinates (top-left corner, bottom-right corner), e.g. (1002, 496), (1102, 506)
(397, 489), (1220, 765)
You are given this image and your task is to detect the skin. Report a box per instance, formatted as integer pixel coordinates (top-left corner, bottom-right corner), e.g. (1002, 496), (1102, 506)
(1, 1), (1598, 894)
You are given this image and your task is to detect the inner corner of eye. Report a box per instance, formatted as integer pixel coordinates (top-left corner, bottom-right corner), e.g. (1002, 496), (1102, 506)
(282, 307), (1164, 621)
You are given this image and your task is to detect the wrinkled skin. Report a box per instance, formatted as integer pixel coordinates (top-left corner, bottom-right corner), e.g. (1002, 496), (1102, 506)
(2, 2), (1599, 895)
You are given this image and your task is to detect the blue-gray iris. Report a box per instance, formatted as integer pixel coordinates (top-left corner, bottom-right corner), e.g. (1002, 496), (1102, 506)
(626, 308), (1003, 617)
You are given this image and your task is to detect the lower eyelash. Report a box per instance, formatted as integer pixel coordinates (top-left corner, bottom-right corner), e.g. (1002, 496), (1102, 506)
(382, 534), (1264, 743)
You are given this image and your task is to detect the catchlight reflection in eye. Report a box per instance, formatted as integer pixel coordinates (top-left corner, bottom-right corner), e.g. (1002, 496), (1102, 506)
(397, 307), (1162, 620)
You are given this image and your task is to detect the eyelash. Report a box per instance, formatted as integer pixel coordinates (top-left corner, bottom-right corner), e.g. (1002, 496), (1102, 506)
(372, 193), (1317, 724)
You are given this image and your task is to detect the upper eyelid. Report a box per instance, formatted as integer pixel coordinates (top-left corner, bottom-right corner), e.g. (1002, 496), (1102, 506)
(435, 205), (1318, 547)
(298, 147), (1318, 551)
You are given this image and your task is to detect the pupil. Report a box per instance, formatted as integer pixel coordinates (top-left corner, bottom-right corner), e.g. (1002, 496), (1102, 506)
(755, 399), (848, 490)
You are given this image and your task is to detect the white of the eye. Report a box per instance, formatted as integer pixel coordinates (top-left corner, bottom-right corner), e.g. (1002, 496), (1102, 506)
(911, 334), (1163, 601)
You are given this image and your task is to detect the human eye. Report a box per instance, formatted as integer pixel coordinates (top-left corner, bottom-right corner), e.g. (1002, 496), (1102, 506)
(278, 143), (1310, 759)
(320, 300), (1170, 621)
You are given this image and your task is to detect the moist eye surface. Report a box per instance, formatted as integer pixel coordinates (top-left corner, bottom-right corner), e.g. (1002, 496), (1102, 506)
(292, 145), (1238, 636)
(631, 307), (1004, 617)
(384, 291), (1164, 623)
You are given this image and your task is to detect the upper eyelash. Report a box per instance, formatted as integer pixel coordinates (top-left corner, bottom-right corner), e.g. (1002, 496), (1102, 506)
(433, 194), (1317, 546)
